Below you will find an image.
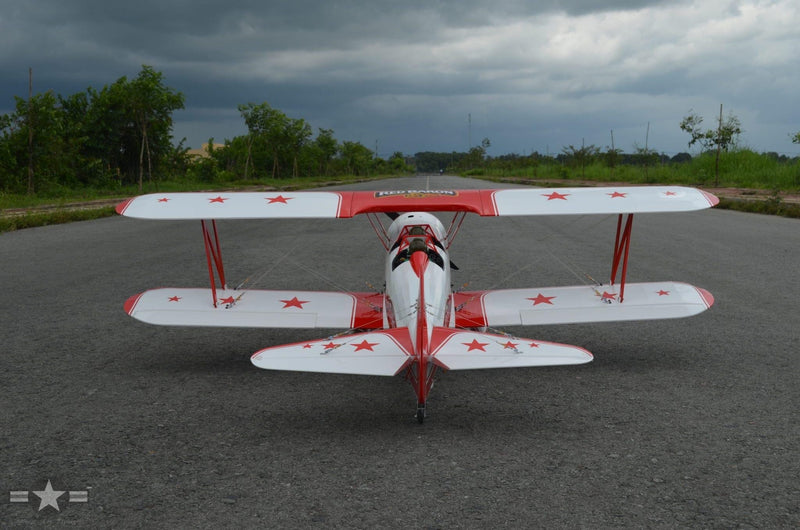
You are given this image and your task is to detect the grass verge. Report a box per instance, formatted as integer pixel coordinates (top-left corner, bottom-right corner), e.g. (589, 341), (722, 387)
(716, 197), (800, 218)
(0, 206), (117, 232)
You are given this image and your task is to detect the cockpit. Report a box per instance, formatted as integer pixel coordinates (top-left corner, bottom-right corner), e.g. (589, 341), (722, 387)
(390, 225), (446, 271)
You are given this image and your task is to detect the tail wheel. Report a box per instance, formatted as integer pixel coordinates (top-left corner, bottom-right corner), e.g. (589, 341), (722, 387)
(416, 403), (426, 424)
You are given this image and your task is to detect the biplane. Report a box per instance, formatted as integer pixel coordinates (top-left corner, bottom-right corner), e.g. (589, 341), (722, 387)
(117, 186), (717, 422)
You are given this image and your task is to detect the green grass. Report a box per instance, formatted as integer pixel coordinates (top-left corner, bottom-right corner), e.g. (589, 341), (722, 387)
(716, 196), (800, 218)
(472, 150), (800, 190)
(4, 155), (800, 233)
(0, 174), (396, 232)
(0, 173), (396, 210)
(0, 206), (117, 232)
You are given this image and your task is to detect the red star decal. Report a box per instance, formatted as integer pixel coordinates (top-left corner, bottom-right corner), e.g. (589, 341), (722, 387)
(664, 191), (677, 196)
(529, 342), (540, 348)
(527, 293), (556, 306)
(158, 197), (170, 203)
(322, 342), (340, 350)
(463, 339), (489, 352)
(280, 296), (309, 309)
(168, 296), (181, 302)
(657, 289), (670, 296)
(266, 195), (292, 204)
(543, 191), (570, 201)
(352, 340), (379, 352)
(302, 343), (313, 349)
(600, 291), (617, 302)
(219, 296), (236, 305)
(608, 191), (627, 198)
(502, 341), (518, 349)
(209, 196), (228, 203)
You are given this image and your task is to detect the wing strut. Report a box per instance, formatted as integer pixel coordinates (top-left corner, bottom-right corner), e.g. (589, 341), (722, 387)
(610, 214), (633, 302)
(444, 211), (467, 249)
(365, 213), (390, 250)
(201, 219), (227, 308)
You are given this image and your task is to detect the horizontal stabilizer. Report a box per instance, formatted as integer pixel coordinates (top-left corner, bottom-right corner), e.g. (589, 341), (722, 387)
(124, 288), (383, 329)
(430, 328), (592, 370)
(455, 282), (714, 327)
(251, 328), (414, 376)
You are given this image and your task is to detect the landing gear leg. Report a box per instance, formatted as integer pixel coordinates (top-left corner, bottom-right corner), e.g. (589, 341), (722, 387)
(416, 402), (426, 424)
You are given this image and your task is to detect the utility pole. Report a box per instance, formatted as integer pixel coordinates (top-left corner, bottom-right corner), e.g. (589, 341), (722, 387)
(27, 67), (34, 195)
(468, 113), (472, 149)
(715, 103), (723, 187)
(610, 129), (616, 179)
(644, 121), (651, 181)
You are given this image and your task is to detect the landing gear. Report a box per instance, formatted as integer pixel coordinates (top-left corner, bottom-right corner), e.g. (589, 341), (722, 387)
(416, 403), (427, 424)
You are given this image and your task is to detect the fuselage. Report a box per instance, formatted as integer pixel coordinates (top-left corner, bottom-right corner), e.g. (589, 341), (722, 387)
(384, 212), (453, 355)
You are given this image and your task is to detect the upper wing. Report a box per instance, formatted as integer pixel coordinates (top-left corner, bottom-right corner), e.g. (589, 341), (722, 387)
(485, 186), (718, 215)
(116, 187), (718, 220)
(116, 192), (345, 220)
(124, 288), (384, 329)
(454, 281), (714, 327)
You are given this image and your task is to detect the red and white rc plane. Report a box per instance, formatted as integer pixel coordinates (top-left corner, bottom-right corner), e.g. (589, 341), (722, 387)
(117, 186), (717, 422)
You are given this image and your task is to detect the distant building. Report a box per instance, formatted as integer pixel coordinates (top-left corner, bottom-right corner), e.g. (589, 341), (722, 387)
(187, 143), (225, 159)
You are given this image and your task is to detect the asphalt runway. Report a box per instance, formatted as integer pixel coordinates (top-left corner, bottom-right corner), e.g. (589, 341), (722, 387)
(2, 175), (798, 528)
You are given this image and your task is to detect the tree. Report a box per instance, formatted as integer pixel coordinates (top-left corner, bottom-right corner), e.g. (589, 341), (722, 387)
(680, 109), (742, 152)
(792, 131), (800, 145)
(561, 142), (599, 179)
(339, 141), (373, 175)
(681, 106), (742, 185)
(284, 117), (312, 178)
(314, 128), (338, 176)
(0, 91), (69, 193)
(604, 145), (622, 170)
(80, 66), (183, 188)
(128, 66), (185, 190)
(238, 102), (290, 178)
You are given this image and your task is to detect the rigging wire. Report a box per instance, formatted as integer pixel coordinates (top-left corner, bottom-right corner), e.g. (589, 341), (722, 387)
(453, 212), (614, 311)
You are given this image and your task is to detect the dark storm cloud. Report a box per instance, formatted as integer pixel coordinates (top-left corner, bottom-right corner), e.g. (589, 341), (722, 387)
(2, 0), (799, 154)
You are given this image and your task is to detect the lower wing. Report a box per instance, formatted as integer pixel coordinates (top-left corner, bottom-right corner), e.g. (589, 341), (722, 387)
(124, 288), (384, 329)
(454, 281), (714, 327)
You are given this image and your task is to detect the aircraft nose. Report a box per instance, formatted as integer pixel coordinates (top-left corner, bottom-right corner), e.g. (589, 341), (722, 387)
(410, 249), (429, 278)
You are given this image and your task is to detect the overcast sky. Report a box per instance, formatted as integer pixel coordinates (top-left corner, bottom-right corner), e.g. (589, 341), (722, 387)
(2, 0), (798, 156)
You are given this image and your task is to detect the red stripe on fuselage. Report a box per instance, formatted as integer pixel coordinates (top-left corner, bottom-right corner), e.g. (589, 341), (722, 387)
(350, 292), (385, 329)
(453, 291), (489, 328)
(341, 190), (500, 217)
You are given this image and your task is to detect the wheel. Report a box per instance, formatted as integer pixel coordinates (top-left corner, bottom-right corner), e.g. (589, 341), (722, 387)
(416, 404), (426, 424)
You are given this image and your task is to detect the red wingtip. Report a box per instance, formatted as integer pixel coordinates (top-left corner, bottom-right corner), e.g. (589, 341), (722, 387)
(115, 197), (134, 215)
(701, 190), (720, 207)
(696, 287), (715, 309)
(124, 293), (144, 315)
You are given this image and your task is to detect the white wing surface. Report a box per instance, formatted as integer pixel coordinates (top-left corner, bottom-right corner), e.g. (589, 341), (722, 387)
(251, 328), (414, 376)
(488, 186), (718, 216)
(455, 282), (714, 327)
(124, 288), (384, 329)
(116, 192), (344, 220)
(429, 328), (593, 370)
